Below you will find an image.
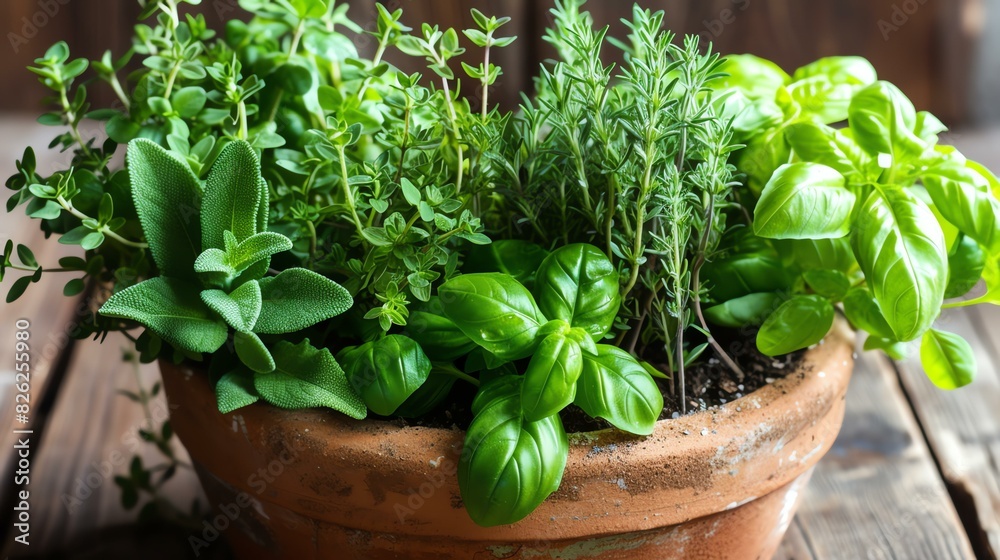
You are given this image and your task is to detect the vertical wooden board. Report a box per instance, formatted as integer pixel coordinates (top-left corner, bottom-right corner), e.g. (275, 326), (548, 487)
(774, 518), (817, 560)
(789, 349), (976, 559)
(893, 306), (1000, 559)
(2, 333), (203, 557)
(0, 118), (85, 521)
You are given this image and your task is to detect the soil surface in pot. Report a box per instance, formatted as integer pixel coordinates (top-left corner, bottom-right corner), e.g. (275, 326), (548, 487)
(392, 326), (807, 433)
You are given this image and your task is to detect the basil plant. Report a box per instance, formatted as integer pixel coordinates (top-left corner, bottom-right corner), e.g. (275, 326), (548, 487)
(405, 243), (664, 526)
(708, 55), (994, 390)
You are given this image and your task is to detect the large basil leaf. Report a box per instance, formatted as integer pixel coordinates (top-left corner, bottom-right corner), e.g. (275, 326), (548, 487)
(99, 277), (228, 353)
(521, 333), (583, 421)
(922, 163), (1000, 254)
(716, 54), (790, 100)
(703, 237), (791, 301)
(338, 334), (431, 416)
(847, 81), (926, 164)
(703, 292), (786, 328)
(784, 237), (857, 272)
(393, 367), (457, 418)
(757, 295), (835, 356)
(459, 377), (568, 527)
(851, 188), (947, 341)
(842, 287), (895, 340)
(462, 240), (550, 288)
(405, 297), (476, 361)
(438, 273), (546, 361)
(920, 329), (975, 389)
(754, 163), (854, 239)
(945, 236), (987, 299)
(792, 56), (878, 87)
(534, 244), (620, 338)
(736, 129), (791, 196)
(786, 122), (876, 180)
(126, 139), (203, 279)
(575, 345), (662, 436)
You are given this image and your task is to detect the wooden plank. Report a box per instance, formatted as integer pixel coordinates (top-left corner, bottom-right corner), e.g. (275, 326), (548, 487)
(1, 333), (204, 557)
(892, 306), (1000, 559)
(787, 348), (977, 559)
(774, 517), (817, 560)
(0, 118), (85, 525)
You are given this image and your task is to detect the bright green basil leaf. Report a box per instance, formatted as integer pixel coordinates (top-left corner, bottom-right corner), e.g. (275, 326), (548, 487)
(704, 292), (786, 328)
(851, 188), (948, 341)
(945, 236), (986, 299)
(462, 240), (550, 288)
(575, 345), (663, 436)
(459, 376), (568, 527)
(922, 163), (1000, 254)
(254, 268), (352, 334)
(843, 287), (894, 339)
(914, 111), (947, 145)
(201, 140), (263, 250)
(703, 237), (791, 301)
(338, 334), (431, 416)
(754, 163), (854, 239)
(234, 331), (275, 373)
(920, 329), (975, 389)
(757, 295), (835, 356)
(215, 370), (260, 414)
(784, 238), (857, 272)
(438, 273), (546, 361)
(787, 76), (860, 124)
(521, 333), (583, 421)
(393, 367), (458, 419)
(786, 122), (876, 180)
(534, 244), (619, 338)
(201, 280), (262, 333)
(792, 56), (877, 87)
(736, 129), (791, 196)
(716, 54), (790, 100)
(253, 339), (366, 418)
(126, 139), (202, 279)
(99, 277), (227, 353)
(404, 297), (476, 362)
(803, 269), (851, 300)
(864, 335), (908, 361)
(847, 81), (926, 164)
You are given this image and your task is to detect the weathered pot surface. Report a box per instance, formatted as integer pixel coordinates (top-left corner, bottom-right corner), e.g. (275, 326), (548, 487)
(162, 320), (855, 560)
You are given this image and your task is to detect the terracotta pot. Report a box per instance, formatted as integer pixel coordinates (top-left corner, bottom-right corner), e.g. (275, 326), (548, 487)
(161, 321), (854, 560)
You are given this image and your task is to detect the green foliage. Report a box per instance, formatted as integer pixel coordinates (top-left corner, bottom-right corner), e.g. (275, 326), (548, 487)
(458, 376), (568, 527)
(920, 329), (976, 389)
(338, 334), (431, 416)
(254, 339), (366, 417)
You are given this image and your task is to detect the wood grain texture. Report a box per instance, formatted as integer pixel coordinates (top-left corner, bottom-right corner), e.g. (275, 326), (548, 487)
(0, 117), (84, 524)
(892, 306), (1000, 559)
(786, 349), (977, 560)
(1, 333), (204, 558)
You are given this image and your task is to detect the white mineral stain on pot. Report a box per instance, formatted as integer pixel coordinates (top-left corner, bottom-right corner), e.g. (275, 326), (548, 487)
(723, 496), (756, 510)
(429, 455), (446, 468)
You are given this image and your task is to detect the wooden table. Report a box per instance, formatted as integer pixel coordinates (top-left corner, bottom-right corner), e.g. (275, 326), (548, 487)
(0, 117), (997, 559)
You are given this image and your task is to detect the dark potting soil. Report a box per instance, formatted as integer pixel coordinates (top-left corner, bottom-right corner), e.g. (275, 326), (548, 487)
(390, 326), (807, 434)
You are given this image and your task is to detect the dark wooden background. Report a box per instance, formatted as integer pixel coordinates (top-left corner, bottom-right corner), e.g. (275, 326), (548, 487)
(0, 0), (988, 125)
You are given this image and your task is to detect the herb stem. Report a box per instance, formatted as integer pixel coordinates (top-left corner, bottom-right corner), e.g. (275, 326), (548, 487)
(440, 77), (464, 194)
(438, 365), (480, 387)
(56, 195), (149, 249)
(335, 145), (367, 241)
(288, 19), (305, 57)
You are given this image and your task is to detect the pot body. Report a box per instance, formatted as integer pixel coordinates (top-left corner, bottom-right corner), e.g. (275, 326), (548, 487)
(162, 322), (854, 560)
